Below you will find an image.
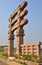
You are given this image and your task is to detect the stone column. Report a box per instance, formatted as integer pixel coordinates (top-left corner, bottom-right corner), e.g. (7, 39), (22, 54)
(8, 32), (14, 57)
(8, 17), (14, 57)
(16, 27), (24, 58)
(16, 8), (25, 58)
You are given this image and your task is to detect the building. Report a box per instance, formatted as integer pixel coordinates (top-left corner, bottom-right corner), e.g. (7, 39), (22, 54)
(4, 47), (8, 53)
(20, 42), (42, 57)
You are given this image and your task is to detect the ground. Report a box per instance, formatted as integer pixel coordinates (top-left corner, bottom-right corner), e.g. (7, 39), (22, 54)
(0, 57), (21, 65)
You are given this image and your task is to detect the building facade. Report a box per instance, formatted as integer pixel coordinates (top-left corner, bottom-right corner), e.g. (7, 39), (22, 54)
(4, 47), (8, 53)
(18, 42), (42, 57)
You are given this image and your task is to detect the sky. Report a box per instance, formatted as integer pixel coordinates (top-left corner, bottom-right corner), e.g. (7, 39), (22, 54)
(0, 0), (42, 46)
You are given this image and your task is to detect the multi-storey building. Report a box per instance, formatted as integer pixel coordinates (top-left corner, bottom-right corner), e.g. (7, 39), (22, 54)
(20, 42), (42, 57)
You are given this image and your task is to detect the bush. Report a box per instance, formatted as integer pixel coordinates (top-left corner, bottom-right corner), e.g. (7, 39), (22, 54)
(2, 52), (8, 57)
(0, 46), (7, 52)
(22, 54), (28, 60)
(40, 57), (42, 62)
(18, 61), (27, 65)
(14, 53), (18, 58)
(35, 57), (40, 63)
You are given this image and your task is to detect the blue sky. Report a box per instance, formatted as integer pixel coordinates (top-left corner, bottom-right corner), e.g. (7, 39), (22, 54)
(0, 0), (42, 46)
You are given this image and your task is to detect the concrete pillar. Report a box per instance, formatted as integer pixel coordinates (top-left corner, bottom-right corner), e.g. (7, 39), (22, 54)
(16, 27), (24, 58)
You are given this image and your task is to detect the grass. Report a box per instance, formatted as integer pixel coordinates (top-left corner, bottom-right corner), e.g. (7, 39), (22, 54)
(18, 61), (27, 65)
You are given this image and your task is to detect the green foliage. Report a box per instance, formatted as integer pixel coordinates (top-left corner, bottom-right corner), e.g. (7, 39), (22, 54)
(29, 53), (41, 63)
(22, 54), (28, 60)
(2, 52), (8, 57)
(40, 57), (42, 62)
(14, 53), (18, 58)
(22, 54), (32, 61)
(0, 52), (8, 59)
(31, 52), (35, 58)
(27, 54), (31, 61)
(35, 57), (41, 63)
(22, 53), (41, 63)
(30, 53), (38, 62)
(34, 57), (42, 63)
(18, 61), (27, 65)
(0, 46), (7, 52)
(1, 52), (8, 59)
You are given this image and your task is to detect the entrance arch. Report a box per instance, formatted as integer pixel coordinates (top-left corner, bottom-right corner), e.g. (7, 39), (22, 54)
(8, 1), (28, 58)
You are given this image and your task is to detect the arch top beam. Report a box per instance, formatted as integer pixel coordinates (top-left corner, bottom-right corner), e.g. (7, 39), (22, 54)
(9, 1), (28, 22)
(8, 18), (28, 34)
(11, 10), (28, 25)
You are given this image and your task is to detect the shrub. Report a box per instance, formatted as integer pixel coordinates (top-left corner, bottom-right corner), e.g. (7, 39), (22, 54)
(40, 57), (42, 62)
(2, 52), (8, 57)
(35, 57), (40, 63)
(14, 53), (18, 58)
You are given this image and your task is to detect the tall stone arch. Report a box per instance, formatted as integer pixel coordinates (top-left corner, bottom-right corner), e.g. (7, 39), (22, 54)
(8, 1), (28, 59)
